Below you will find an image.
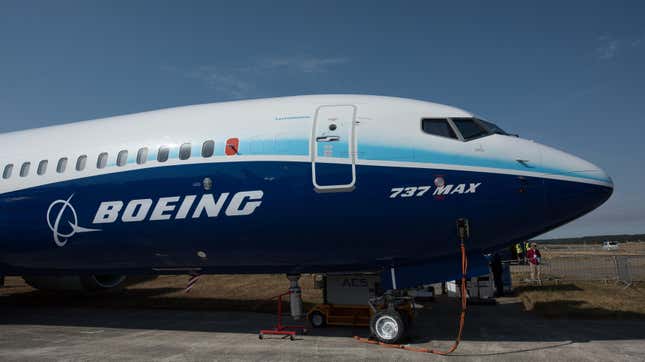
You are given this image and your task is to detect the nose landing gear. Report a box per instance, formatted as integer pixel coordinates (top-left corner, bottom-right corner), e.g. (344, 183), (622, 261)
(357, 218), (470, 354)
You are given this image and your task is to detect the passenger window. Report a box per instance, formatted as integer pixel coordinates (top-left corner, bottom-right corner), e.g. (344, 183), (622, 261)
(452, 118), (488, 141)
(57, 158), (68, 173)
(421, 119), (458, 139)
(179, 143), (192, 160)
(37, 160), (48, 175)
(157, 146), (169, 162)
(202, 140), (215, 158)
(76, 155), (87, 171)
(117, 150), (128, 167)
(20, 162), (31, 177)
(3, 164), (13, 179)
(137, 148), (149, 164)
(97, 153), (108, 169)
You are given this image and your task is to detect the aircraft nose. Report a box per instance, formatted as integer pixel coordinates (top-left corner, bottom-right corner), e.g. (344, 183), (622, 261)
(538, 144), (613, 225)
(538, 144), (612, 185)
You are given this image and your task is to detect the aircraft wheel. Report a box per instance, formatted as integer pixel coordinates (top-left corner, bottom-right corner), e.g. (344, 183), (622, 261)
(402, 311), (413, 329)
(309, 311), (327, 328)
(370, 310), (406, 344)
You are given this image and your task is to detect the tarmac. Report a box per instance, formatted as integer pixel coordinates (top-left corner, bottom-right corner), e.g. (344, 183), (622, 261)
(1, 294), (644, 361)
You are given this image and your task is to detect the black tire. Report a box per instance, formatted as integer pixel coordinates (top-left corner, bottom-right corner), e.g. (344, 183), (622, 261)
(309, 311), (327, 328)
(401, 312), (413, 329)
(369, 310), (406, 344)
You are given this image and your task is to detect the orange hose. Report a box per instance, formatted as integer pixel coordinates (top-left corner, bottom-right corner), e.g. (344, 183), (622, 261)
(354, 241), (469, 355)
(430, 241), (467, 355)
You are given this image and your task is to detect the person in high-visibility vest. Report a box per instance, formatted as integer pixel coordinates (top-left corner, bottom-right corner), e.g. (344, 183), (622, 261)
(515, 243), (524, 263)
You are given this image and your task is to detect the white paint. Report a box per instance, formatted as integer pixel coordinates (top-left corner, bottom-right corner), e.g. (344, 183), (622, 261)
(150, 197), (180, 221)
(225, 191), (263, 216)
(175, 195), (197, 220)
(0, 95), (612, 196)
(93, 201), (124, 224)
(434, 184), (453, 196)
(466, 183), (481, 193)
(192, 193), (229, 218)
(121, 199), (153, 222)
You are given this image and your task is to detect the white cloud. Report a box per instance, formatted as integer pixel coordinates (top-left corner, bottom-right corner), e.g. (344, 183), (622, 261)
(162, 56), (350, 99)
(596, 33), (645, 60)
(253, 56), (350, 73)
(596, 35), (619, 60)
(184, 66), (253, 99)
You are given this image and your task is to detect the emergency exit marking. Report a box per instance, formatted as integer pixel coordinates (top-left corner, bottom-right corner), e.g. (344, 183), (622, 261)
(226, 138), (239, 155)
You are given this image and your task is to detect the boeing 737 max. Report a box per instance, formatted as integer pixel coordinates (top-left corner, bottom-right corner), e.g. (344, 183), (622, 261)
(0, 95), (612, 342)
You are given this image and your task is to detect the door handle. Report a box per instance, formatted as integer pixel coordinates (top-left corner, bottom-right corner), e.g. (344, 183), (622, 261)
(316, 135), (340, 142)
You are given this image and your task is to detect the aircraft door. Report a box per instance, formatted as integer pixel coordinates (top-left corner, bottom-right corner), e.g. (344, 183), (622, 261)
(311, 105), (357, 192)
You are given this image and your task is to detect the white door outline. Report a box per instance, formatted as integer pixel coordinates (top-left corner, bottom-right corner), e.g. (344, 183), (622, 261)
(310, 105), (357, 192)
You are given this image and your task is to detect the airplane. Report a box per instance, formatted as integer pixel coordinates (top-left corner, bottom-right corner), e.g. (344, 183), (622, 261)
(0, 95), (612, 343)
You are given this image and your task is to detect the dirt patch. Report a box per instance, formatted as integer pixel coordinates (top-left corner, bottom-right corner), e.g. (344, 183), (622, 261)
(516, 281), (645, 319)
(5, 275), (645, 320)
(0, 275), (324, 313)
(542, 241), (645, 257)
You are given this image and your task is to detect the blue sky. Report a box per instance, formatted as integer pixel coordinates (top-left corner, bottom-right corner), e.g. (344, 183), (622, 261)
(1, 1), (644, 238)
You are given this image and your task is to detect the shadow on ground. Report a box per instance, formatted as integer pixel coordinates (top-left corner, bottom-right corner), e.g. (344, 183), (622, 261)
(0, 288), (321, 314)
(2, 287), (645, 349)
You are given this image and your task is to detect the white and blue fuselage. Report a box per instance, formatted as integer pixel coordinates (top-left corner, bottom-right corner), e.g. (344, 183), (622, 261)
(0, 95), (612, 282)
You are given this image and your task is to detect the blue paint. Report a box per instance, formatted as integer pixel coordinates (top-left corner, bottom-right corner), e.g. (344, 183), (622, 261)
(380, 253), (492, 290)
(359, 144), (611, 183)
(61, 137), (610, 185)
(0, 161), (611, 280)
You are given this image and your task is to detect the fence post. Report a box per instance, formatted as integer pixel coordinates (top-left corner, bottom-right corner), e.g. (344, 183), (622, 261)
(614, 256), (633, 289)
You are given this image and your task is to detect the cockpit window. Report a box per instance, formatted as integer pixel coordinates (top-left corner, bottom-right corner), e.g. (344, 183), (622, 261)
(451, 118), (508, 141)
(421, 119), (458, 139)
(478, 119), (507, 135)
(452, 118), (488, 141)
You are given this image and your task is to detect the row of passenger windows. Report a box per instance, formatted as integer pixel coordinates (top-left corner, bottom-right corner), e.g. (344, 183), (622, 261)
(2, 140), (218, 180)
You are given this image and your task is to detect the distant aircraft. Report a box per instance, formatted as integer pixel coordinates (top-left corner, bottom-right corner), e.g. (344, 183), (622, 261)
(0, 95), (612, 343)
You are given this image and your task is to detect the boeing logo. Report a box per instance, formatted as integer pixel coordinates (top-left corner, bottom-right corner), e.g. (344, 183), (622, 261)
(47, 191), (264, 247)
(46, 195), (101, 247)
(92, 190), (264, 224)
